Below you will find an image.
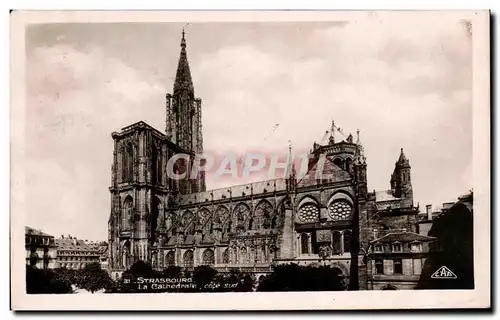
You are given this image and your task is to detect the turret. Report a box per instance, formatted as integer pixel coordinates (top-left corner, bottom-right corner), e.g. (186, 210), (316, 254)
(391, 148), (413, 208)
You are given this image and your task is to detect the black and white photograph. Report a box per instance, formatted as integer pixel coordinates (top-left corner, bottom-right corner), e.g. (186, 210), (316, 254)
(10, 10), (490, 310)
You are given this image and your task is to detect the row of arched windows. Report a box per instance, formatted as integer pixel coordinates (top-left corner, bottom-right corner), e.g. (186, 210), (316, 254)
(164, 200), (281, 237)
(157, 249), (229, 268)
(118, 196), (283, 239)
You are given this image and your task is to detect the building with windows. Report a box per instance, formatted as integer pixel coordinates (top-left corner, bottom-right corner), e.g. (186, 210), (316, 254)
(107, 31), (434, 290)
(367, 231), (436, 290)
(55, 236), (101, 269)
(416, 191), (474, 289)
(25, 227), (57, 269)
(88, 241), (109, 270)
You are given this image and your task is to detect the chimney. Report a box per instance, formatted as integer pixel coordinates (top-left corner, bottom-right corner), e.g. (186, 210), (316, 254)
(426, 204), (432, 221)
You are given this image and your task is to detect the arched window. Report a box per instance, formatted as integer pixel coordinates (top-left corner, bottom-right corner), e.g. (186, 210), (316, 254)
(165, 213), (177, 237)
(183, 211), (195, 235)
(332, 231), (342, 254)
(222, 249), (229, 264)
(183, 250), (193, 268)
(343, 230), (351, 253)
(152, 145), (163, 185)
(151, 197), (162, 243)
(151, 252), (158, 268)
(298, 204), (319, 223)
(301, 233), (310, 254)
(122, 242), (130, 269)
(215, 206), (229, 223)
(345, 158), (353, 173)
(256, 245), (262, 262)
(165, 250), (175, 267)
(254, 200), (273, 230)
(240, 247), (248, 264)
(199, 209), (212, 237)
(234, 203), (251, 230)
(202, 249), (215, 266)
(222, 220), (231, 237)
(122, 143), (134, 182)
(122, 197), (133, 230)
(233, 247), (238, 263)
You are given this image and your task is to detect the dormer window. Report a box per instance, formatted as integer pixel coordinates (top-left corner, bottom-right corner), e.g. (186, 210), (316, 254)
(373, 244), (383, 253)
(410, 242), (422, 253)
(392, 242), (402, 252)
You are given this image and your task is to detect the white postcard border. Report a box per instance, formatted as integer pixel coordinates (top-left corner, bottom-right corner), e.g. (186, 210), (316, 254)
(10, 10), (491, 310)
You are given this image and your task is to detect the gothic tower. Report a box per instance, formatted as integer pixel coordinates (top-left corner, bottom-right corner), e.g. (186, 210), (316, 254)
(390, 148), (413, 208)
(165, 30), (206, 193)
(352, 131), (369, 290)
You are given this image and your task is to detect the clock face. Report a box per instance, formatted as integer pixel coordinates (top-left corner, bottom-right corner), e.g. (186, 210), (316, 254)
(328, 200), (353, 221)
(298, 204), (319, 223)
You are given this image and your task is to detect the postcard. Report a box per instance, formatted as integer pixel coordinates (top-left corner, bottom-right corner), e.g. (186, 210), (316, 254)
(10, 10), (490, 310)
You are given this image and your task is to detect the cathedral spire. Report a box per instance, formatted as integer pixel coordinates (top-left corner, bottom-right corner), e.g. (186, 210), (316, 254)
(396, 148), (410, 168)
(398, 148), (407, 163)
(173, 28), (194, 99)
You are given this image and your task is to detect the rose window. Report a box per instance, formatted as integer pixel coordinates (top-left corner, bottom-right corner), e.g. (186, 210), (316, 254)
(298, 204), (319, 223)
(328, 200), (352, 220)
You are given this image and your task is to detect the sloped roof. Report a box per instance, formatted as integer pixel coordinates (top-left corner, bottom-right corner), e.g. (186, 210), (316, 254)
(375, 190), (400, 202)
(297, 157), (351, 187)
(167, 237), (177, 246)
(55, 238), (98, 252)
(25, 226), (54, 238)
(201, 234), (215, 244)
(184, 235), (195, 245)
(370, 231), (437, 244)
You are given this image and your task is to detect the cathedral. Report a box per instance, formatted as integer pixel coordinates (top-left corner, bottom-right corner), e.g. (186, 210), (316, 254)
(108, 31), (435, 290)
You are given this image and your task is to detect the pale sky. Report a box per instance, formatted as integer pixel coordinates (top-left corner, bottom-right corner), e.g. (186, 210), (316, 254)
(25, 18), (472, 241)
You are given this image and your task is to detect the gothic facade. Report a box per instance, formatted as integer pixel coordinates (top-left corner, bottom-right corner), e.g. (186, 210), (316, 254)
(108, 32), (433, 290)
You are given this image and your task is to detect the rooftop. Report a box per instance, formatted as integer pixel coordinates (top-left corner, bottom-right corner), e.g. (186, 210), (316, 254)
(55, 238), (99, 252)
(375, 190), (400, 202)
(177, 178), (287, 205)
(25, 226), (54, 238)
(371, 231), (437, 244)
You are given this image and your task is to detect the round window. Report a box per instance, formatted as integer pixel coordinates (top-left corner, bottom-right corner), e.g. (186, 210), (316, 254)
(328, 200), (353, 220)
(298, 204), (319, 223)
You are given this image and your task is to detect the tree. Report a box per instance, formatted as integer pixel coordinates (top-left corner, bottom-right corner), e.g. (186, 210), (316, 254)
(163, 266), (182, 278)
(234, 273), (255, 292)
(75, 262), (113, 293)
(193, 265), (217, 291)
(258, 264), (347, 291)
(116, 260), (162, 293)
(26, 266), (73, 294)
(122, 260), (158, 279)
